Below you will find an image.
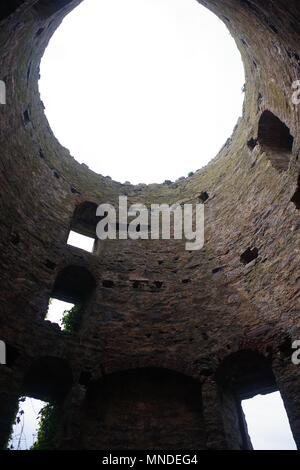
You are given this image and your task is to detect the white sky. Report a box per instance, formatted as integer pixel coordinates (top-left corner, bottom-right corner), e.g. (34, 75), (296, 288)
(46, 299), (74, 327)
(242, 392), (296, 450)
(67, 230), (95, 252)
(39, 0), (245, 184)
(8, 398), (46, 450)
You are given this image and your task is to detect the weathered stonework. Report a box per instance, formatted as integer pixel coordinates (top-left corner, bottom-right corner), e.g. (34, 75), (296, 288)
(0, 0), (299, 450)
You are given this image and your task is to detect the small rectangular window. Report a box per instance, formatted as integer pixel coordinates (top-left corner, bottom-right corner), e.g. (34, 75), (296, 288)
(67, 230), (95, 253)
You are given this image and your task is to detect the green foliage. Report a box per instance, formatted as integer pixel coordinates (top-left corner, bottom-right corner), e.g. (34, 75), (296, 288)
(32, 404), (59, 450)
(188, 171), (194, 177)
(61, 304), (83, 333)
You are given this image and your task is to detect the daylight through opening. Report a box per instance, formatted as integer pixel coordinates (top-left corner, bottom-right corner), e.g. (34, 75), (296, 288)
(44, 265), (95, 331)
(67, 201), (98, 252)
(242, 391), (296, 450)
(46, 298), (75, 330)
(8, 397), (48, 450)
(39, 0), (245, 184)
(67, 231), (95, 253)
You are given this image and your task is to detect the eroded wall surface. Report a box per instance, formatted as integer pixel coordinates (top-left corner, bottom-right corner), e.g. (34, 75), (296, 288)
(0, 0), (299, 450)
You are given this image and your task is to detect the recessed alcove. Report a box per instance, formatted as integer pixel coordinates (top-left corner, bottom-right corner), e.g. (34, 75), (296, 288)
(257, 111), (294, 171)
(258, 111), (294, 152)
(51, 265), (95, 304)
(82, 368), (206, 450)
(240, 247), (259, 265)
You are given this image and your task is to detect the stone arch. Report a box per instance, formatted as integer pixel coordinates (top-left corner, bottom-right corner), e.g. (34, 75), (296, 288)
(258, 110), (294, 152)
(51, 265), (96, 304)
(70, 201), (99, 239)
(80, 367), (206, 450)
(21, 356), (73, 402)
(216, 349), (276, 398)
(257, 110), (294, 171)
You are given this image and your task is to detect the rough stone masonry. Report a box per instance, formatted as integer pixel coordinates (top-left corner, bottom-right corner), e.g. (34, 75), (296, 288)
(0, 0), (299, 450)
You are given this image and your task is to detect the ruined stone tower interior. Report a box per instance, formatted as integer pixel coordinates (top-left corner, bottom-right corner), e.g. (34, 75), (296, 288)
(0, 0), (299, 452)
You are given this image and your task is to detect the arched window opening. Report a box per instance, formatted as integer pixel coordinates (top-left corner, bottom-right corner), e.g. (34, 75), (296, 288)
(8, 357), (73, 450)
(45, 266), (95, 331)
(67, 202), (98, 253)
(51, 265), (95, 303)
(22, 357), (73, 402)
(257, 111), (294, 171)
(216, 350), (296, 450)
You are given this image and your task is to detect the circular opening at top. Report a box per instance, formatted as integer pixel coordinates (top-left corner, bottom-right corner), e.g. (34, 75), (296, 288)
(39, 0), (245, 185)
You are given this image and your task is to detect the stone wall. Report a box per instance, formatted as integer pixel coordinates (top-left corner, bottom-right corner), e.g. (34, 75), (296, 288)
(0, 0), (299, 450)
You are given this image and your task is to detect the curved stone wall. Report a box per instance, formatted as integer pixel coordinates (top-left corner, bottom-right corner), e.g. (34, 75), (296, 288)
(0, 0), (299, 450)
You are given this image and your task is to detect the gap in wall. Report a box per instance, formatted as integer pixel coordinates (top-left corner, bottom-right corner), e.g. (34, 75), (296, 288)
(242, 391), (296, 450)
(8, 397), (47, 450)
(46, 298), (74, 329)
(67, 230), (95, 253)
